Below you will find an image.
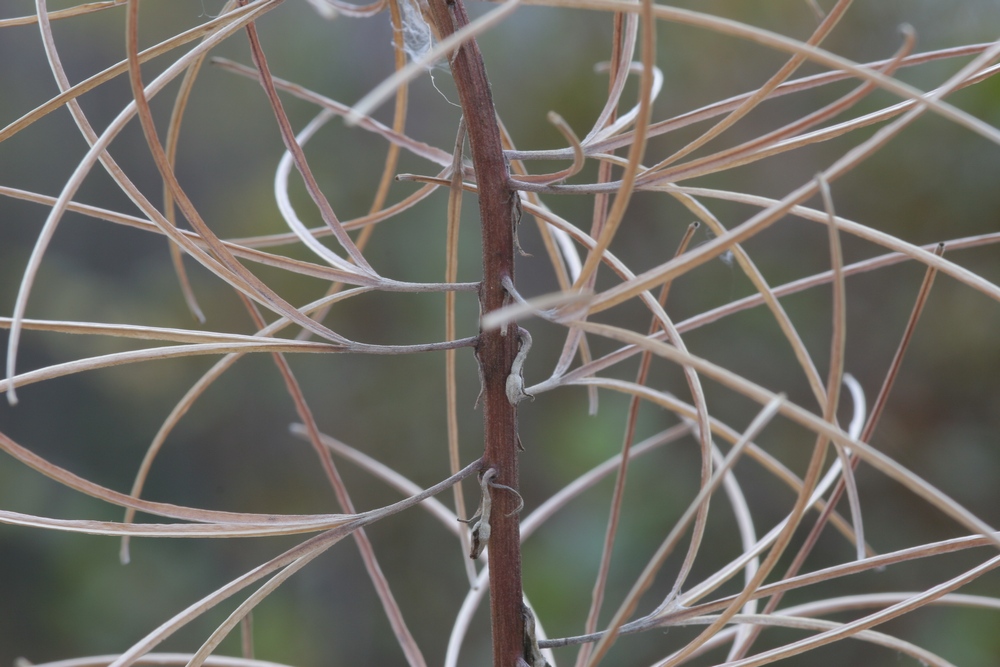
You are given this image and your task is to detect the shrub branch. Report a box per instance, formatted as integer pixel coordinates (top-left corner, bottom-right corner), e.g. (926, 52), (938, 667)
(422, 0), (524, 663)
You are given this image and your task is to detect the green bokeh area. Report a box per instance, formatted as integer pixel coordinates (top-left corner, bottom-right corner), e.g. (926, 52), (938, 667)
(3, 1), (1000, 666)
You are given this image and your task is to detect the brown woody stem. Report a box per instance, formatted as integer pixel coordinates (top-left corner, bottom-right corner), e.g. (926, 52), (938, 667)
(422, 0), (523, 664)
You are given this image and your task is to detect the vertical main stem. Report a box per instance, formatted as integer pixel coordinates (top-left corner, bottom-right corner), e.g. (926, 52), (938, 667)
(422, 1), (522, 665)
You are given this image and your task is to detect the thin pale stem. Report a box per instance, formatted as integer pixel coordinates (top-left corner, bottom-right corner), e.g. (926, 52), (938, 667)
(578, 222), (698, 663)
(571, 0), (654, 289)
(240, 5), (374, 274)
(445, 118), (479, 584)
(640, 0), (853, 174)
(749, 243), (948, 645)
(584, 397), (785, 665)
(238, 295), (425, 667)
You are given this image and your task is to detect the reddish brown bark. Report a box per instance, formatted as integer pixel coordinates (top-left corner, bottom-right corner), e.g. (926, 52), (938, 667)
(422, 0), (524, 664)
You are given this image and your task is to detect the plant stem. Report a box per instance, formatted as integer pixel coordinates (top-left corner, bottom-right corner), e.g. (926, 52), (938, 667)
(423, 0), (522, 664)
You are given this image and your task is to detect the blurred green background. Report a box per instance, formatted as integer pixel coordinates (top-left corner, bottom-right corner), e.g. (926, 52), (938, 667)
(2, 1), (1000, 665)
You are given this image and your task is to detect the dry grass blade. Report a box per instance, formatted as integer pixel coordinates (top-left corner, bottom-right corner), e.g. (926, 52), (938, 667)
(746, 243), (949, 632)
(6, 0), (305, 404)
(0, 1), (273, 142)
(242, 16), (375, 274)
(861, 243), (948, 442)
(238, 294), (426, 667)
(103, 528), (356, 667)
(3, 452), (477, 667)
(639, 64), (999, 187)
(555, 378), (862, 554)
(566, 322), (1000, 550)
(211, 57), (454, 167)
(533, 0), (1000, 146)
(586, 56), (1000, 318)
(0, 1), (124, 28)
(118, 288), (374, 562)
(697, 553), (1000, 667)
(660, 186), (1000, 303)
(4, 1), (999, 664)
(514, 112), (584, 185)
(22, 655), (296, 667)
(183, 554), (321, 667)
(444, 118), (479, 585)
(124, 1), (354, 349)
(581, 12), (636, 146)
(446, 425), (692, 667)
(586, 63), (663, 149)
(571, 0), (654, 290)
(0, 185), (378, 283)
(0, 509), (355, 538)
(227, 177), (445, 246)
(669, 231), (997, 336)
(576, 222), (697, 666)
(584, 396), (785, 666)
(816, 175), (861, 560)
(505, 43), (1000, 162)
(724, 173), (856, 662)
(274, 109), (369, 272)
(639, 26), (918, 189)
(657, 613), (957, 667)
(1, 340), (340, 394)
(290, 424), (459, 531)
(541, 533), (1000, 648)
(9, 435), (479, 533)
(0, 317), (311, 345)
(668, 192), (826, 408)
(161, 22), (215, 323)
(0, 428), (347, 526)
(640, 0), (853, 174)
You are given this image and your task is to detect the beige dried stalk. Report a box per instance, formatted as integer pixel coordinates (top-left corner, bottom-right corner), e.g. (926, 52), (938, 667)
(2, 2), (1000, 667)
